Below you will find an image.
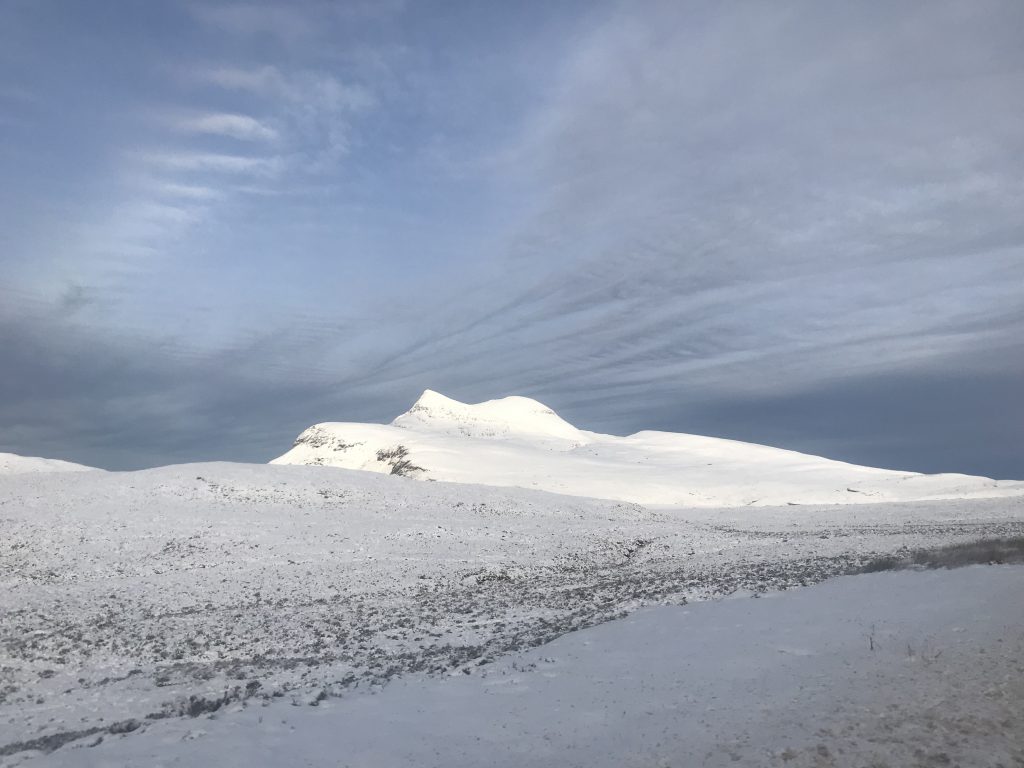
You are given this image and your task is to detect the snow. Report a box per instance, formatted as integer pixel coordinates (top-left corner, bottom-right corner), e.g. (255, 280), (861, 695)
(20, 565), (1024, 768)
(272, 390), (1024, 506)
(2, 461), (1023, 765)
(392, 389), (585, 443)
(0, 452), (96, 475)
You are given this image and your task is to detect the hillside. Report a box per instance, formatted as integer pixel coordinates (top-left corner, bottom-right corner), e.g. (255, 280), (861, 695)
(3, 461), (1022, 762)
(0, 451), (96, 474)
(272, 391), (1024, 506)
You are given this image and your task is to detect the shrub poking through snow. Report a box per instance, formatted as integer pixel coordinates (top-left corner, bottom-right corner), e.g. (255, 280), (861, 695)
(857, 536), (1024, 573)
(376, 446), (426, 477)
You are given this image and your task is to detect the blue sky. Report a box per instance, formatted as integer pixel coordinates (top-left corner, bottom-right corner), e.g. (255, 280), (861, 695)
(2, 0), (1022, 476)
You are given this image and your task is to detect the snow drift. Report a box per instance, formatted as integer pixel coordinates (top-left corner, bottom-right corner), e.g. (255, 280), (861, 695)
(272, 390), (1024, 507)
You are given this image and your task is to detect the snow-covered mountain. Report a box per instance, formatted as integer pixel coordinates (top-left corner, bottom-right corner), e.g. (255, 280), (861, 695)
(0, 451), (96, 474)
(272, 390), (1024, 507)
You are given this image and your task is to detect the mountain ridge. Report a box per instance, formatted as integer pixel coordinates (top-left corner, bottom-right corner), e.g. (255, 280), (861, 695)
(391, 389), (585, 443)
(272, 391), (1024, 507)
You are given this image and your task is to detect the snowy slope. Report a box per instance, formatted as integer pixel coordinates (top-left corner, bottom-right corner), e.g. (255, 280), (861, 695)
(0, 451), (96, 474)
(2, 461), (1022, 763)
(272, 390), (1024, 506)
(34, 565), (1024, 768)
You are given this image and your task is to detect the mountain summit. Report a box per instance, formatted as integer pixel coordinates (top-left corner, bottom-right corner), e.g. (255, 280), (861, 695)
(272, 391), (1023, 507)
(392, 390), (584, 443)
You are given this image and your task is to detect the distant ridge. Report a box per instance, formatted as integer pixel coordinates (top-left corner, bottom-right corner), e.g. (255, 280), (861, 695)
(0, 452), (97, 475)
(271, 390), (1024, 507)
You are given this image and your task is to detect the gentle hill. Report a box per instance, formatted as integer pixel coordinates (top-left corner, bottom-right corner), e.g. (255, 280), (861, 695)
(0, 452), (97, 475)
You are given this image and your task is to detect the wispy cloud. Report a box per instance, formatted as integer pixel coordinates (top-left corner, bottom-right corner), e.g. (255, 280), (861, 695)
(3, 1), (1023, 477)
(189, 65), (374, 172)
(174, 112), (278, 141)
(424, 0), (1024, 404)
(137, 150), (281, 175)
(68, 48), (379, 293)
(155, 182), (225, 200)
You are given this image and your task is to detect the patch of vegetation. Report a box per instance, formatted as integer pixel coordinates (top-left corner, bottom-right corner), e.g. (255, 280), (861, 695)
(0, 727), (107, 757)
(858, 537), (1024, 573)
(376, 446), (426, 477)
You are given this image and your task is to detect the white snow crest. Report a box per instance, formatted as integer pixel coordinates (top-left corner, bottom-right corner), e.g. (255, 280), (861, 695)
(0, 451), (97, 475)
(271, 391), (1024, 507)
(392, 389), (585, 442)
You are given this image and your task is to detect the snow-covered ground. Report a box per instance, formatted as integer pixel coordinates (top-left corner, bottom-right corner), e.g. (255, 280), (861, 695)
(2, 461), (1022, 765)
(24, 565), (1024, 768)
(0, 453), (96, 475)
(272, 390), (1024, 506)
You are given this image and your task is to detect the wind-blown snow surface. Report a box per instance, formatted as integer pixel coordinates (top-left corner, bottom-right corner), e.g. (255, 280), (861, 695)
(2, 461), (1023, 764)
(272, 390), (1024, 506)
(29, 566), (1024, 768)
(0, 453), (95, 475)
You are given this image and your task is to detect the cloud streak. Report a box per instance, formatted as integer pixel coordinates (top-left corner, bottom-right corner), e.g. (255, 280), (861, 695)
(174, 112), (278, 141)
(138, 150), (280, 175)
(1, 0), (1022, 477)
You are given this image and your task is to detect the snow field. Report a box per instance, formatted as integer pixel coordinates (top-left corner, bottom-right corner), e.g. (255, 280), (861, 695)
(2, 462), (1023, 763)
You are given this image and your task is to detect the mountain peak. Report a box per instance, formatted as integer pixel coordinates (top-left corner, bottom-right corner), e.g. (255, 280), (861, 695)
(273, 392), (1023, 506)
(392, 391), (583, 443)
(410, 389), (461, 410)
